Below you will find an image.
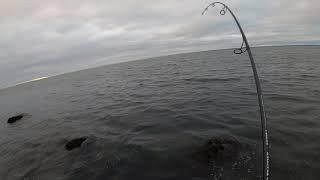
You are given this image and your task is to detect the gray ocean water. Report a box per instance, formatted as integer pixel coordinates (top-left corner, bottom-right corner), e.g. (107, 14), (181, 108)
(0, 46), (319, 180)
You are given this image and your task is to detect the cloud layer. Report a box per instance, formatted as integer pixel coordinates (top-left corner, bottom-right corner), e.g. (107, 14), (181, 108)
(0, 0), (319, 88)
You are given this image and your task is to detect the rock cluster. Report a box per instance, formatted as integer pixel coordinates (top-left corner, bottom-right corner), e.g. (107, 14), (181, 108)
(65, 137), (87, 151)
(7, 114), (24, 124)
(7, 113), (88, 151)
(192, 136), (241, 163)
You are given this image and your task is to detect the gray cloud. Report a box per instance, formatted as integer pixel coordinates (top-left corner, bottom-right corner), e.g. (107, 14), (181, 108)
(0, 0), (319, 88)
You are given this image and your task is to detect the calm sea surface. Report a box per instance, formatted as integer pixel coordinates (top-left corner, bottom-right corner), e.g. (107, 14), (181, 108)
(0, 46), (319, 180)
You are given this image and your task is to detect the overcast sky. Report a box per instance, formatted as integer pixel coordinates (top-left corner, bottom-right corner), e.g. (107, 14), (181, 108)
(0, 0), (319, 88)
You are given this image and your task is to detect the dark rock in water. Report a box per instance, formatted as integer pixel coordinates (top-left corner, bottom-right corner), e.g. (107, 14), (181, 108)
(192, 136), (241, 163)
(7, 114), (24, 124)
(65, 137), (87, 151)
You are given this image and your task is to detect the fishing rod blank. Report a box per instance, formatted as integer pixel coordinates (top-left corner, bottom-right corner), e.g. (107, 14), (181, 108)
(202, 2), (270, 180)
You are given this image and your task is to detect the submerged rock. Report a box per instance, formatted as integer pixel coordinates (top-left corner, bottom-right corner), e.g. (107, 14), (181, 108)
(65, 137), (87, 151)
(192, 136), (241, 163)
(7, 114), (24, 124)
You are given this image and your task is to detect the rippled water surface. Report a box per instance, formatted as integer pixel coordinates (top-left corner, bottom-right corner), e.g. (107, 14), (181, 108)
(0, 46), (319, 180)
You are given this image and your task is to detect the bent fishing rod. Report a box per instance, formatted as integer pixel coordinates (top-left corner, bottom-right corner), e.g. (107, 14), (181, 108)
(202, 2), (270, 180)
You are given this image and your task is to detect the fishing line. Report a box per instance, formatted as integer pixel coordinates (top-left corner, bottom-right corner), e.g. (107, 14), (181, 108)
(202, 2), (270, 180)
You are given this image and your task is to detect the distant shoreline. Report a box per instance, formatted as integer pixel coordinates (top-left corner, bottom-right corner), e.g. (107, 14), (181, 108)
(1, 45), (319, 91)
